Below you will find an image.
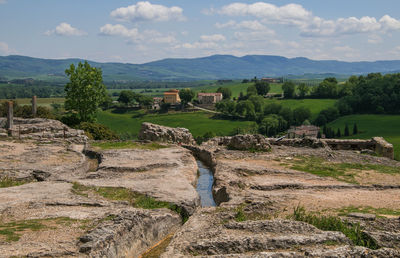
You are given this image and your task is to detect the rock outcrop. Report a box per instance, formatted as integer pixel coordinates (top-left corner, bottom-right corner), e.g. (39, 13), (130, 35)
(228, 134), (271, 152)
(0, 117), (87, 143)
(138, 122), (195, 145)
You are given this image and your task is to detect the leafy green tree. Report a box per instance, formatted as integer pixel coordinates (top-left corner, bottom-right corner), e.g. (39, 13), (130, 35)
(298, 83), (309, 98)
(293, 106), (311, 125)
(317, 131), (322, 138)
(254, 81), (270, 96)
(264, 103), (282, 115)
(179, 88), (195, 106)
(64, 61), (107, 122)
(118, 90), (135, 105)
(278, 107), (293, 126)
(282, 81), (296, 98)
(217, 87), (232, 100)
(312, 77), (338, 98)
(248, 95), (264, 113)
(236, 100), (255, 119)
(246, 85), (258, 97)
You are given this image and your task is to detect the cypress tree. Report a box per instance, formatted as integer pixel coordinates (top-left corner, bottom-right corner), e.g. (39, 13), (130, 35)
(317, 131), (322, 138)
(344, 124), (349, 136)
(323, 125), (327, 137)
(336, 128), (341, 138)
(353, 123), (358, 135)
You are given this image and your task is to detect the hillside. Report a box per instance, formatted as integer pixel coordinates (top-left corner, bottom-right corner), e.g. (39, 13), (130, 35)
(2, 55), (400, 81)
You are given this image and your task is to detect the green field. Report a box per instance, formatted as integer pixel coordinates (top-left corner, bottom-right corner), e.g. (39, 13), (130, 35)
(3, 98), (65, 107)
(97, 109), (255, 138)
(263, 99), (337, 119)
(328, 115), (400, 160)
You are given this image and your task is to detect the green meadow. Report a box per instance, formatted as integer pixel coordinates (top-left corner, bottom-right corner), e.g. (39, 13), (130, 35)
(4, 98), (65, 107)
(263, 98), (337, 119)
(97, 109), (255, 138)
(328, 115), (400, 160)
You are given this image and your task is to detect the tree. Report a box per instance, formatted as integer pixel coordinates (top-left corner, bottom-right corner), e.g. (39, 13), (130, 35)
(217, 87), (232, 100)
(293, 106), (311, 125)
(317, 131), (322, 138)
(298, 83), (309, 98)
(353, 123), (358, 135)
(254, 81), (270, 96)
(259, 115), (280, 137)
(179, 88), (195, 106)
(282, 81), (296, 98)
(336, 128), (341, 137)
(246, 85), (258, 97)
(118, 90), (135, 105)
(65, 61), (107, 122)
(344, 124), (350, 136)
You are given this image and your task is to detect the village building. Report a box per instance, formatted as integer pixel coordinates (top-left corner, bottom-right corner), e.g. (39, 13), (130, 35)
(152, 97), (163, 110)
(287, 125), (321, 138)
(197, 92), (223, 104)
(261, 77), (279, 83)
(163, 89), (181, 104)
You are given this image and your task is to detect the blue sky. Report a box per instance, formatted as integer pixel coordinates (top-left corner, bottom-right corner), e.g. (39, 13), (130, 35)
(1, 0), (400, 63)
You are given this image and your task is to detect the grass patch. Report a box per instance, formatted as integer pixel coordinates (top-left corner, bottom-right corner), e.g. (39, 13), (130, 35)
(0, 177), (29, 188)
(286, 156), (399, 184)
(234, 203), (272, 222)
(91, 141), (169, 150)
(291, 206), (379, 249)
(0, 217), (82, 242)
(71, 183), (188, 222)
(338, 206), (400, 217)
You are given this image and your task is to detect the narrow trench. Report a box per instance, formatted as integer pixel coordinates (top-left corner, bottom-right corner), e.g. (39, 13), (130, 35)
(195, 159), (216, 207)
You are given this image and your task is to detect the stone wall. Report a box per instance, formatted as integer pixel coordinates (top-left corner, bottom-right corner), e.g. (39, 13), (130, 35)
(270, 137), (394, 160)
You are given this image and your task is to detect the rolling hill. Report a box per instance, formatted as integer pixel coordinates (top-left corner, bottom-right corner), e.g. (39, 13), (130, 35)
(1, 54), (400, 81)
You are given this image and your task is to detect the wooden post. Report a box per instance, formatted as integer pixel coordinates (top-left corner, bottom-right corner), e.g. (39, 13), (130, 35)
(7, 101), (13, 130)
(32, 95), (37, 117)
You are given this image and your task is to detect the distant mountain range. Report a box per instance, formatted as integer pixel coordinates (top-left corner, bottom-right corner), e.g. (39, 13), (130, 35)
(1, 54), (400, 82)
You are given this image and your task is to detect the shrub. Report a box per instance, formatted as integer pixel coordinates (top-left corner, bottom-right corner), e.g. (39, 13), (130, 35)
(78, 122), (118, 140)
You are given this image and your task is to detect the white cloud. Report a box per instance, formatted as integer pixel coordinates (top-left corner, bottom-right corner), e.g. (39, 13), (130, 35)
(218, 2), (400, 37)
(234, 30), (275, 41)
(99, 24), (176, 45)
(368, 34), (383, 44)
(220, 2), (312, 26)
(45, 23), (87, 36)
(100, 24), (139, 38)
(200, 34), (226, 42)
(110, 1), (185, 23)
(216, 20), (268, 31)
(179, 42), (219, 50)
(215, 20), (236, 29)
(0, 0), (6, 4)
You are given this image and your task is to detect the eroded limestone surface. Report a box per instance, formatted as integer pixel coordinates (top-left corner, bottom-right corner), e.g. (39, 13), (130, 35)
(165, 143), (400, 257)
(0, 139), (198, 257)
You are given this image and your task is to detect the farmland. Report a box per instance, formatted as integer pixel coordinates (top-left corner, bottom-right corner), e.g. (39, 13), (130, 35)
(328, 115), (400, 160)
(97, 109), (255, 138)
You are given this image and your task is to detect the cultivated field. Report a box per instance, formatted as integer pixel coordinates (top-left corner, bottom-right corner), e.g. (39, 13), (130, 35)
(4, 98), (65, 107)
(328, 115), (400, 160)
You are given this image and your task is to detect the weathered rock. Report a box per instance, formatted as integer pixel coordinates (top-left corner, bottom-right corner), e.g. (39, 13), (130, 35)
(2, 117), (87, 143)
(79, 209), (181, 258)
(373, 137), (394, 159)
(347, 212), (376, 221)
(228, 134), (271, 152)
(79, 146), (200, 215)
(138, 122), (195, 145)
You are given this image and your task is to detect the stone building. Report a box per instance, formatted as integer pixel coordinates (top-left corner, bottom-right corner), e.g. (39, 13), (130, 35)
(287, 125), (320, 138)
(163, 89), (181, 104)
(197, 92), (223, 104)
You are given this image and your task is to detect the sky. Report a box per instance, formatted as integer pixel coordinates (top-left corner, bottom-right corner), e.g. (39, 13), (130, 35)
(1, 0), (400, 64)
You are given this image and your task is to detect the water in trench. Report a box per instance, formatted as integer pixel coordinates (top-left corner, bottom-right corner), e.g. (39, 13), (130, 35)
(196, 160), (216, 207)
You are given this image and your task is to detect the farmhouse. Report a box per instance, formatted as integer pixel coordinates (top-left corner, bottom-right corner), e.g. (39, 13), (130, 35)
(261, 77), (279, 83)
(197, 92), (223, 104)
(287, 125), (320, 138)
(163, 89), (181, 104)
